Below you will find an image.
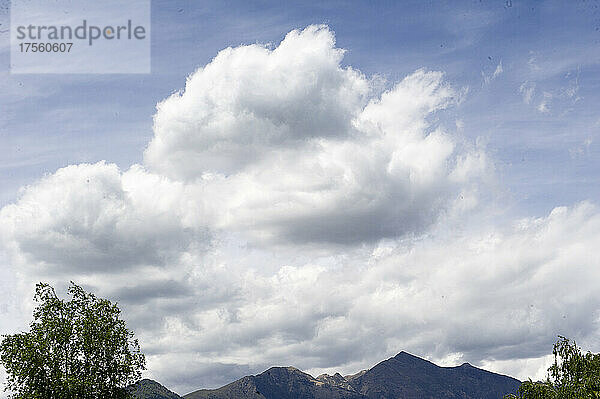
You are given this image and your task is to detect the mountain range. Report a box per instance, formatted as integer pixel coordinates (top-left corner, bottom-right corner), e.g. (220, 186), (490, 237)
(129, 351), (521, 399)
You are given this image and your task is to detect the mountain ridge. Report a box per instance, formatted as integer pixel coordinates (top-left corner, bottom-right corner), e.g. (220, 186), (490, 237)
(129, 351), (521, 399)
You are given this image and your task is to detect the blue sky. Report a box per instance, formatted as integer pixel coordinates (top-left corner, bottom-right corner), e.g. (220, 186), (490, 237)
(1, 0), (600, 395)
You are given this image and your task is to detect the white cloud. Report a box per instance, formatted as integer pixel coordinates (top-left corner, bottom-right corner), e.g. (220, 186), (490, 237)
(519, 81), (536, 104)
(520, 66), (582, 114)
(144, 25), (489, 245)
(563, 68), (581, 101)
(1, 25), (599, 395)
(493, 61), (504, 79)
(0, 162), (203, 276)
(145, 25), (370, 179)
(480, 355), (554, 384)
(527, 53), (541, 73)
(0, 368), (10, 399)
(537, 92), (552, 113)
(482, 61), (503, 85)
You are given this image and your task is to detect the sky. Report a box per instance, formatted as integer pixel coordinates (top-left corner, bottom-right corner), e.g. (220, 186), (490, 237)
(1, 0), (600, 395)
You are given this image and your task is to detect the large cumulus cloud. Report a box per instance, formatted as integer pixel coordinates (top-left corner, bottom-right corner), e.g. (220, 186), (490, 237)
(1, 25), (599, 396)
(146, 25), (370, 177)
(145, 25), (489, 245)
(0, 162), (201, 275)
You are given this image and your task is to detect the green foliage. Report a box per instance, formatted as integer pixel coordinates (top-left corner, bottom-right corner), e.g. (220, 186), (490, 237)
(1, 282), (146, 399)
(505, 336), (600, 399)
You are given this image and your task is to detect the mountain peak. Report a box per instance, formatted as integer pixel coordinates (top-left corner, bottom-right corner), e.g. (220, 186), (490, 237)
(127, 379), (182, 399)
(390, 350), (437, 367)
(394, 350), (418, 358)
(262, 365), (310, 378)
(264, 365), (300, 372)
(347, 352), (520, 399)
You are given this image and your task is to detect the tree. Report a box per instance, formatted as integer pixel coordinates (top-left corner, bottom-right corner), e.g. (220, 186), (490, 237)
(505, 336), (600, 399)
(1, 282), (146, 399)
